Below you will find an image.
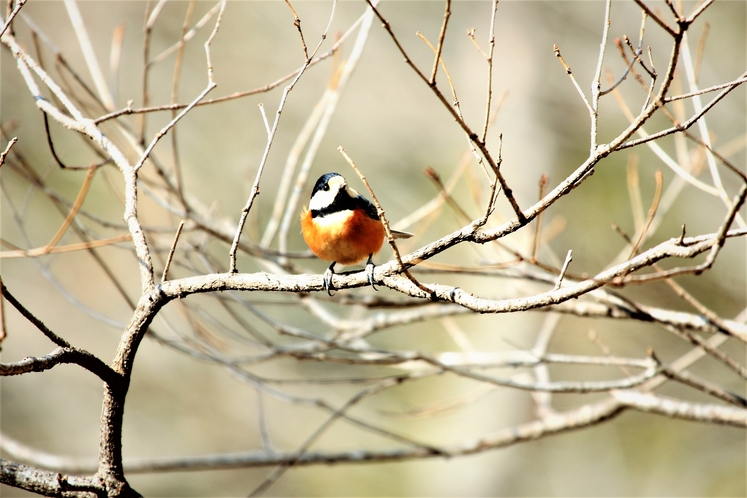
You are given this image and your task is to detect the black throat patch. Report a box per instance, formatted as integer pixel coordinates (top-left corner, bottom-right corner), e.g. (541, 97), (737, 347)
(311, 189), (379, 220)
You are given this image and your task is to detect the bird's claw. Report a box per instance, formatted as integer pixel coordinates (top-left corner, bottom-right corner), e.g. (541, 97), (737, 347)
(323, 258), (378, 295)
(323, 263), (336, 296)
(366, 255), (378, 291)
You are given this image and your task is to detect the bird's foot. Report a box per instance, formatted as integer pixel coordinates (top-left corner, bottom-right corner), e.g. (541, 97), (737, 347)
(323, 262), (336, 296)
(365, 255), (378, 291)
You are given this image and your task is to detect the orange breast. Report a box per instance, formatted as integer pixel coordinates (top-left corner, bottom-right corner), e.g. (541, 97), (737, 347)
(301, 208), (385, 265)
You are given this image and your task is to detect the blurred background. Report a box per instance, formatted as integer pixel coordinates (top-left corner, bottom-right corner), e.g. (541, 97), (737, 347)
(1, 1), (745, 496)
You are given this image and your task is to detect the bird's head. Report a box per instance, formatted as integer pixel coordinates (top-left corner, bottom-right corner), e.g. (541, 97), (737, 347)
(309, 172), (360, 212)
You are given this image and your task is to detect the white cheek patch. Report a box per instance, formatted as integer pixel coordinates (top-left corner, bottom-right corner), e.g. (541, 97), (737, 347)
(313, 209), (353, 231)
(309, 175), (348, 211)
(309, 189), (337, 211)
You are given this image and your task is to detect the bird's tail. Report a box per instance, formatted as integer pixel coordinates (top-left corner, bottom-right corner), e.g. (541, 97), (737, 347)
(391, 229), (414, 239)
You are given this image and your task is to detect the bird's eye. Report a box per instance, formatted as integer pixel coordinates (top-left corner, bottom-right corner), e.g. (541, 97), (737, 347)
(322, 184), (329, 191)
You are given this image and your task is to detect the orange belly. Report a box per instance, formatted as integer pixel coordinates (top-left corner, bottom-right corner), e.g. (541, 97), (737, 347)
(301, 208), (385, 265)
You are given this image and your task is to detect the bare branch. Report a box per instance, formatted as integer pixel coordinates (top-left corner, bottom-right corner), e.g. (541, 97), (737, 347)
(284, 0), (309, 62)
(161, 220), (185, 283)
(132, 79), (217, 174)
(229, 0), (338, 273)
(661, 366), (747, 407)
(0, 136), (18, 167)
(64, 0), (115, 110)
(553, 44), (593, 115)
(0, 346), (123, 389)
(589, 0), (612, 150)
(686, 0), (715, 24)
(0, 0), (27, 38)
(613, 391), (747, 427)
(363, 0), (525, 223)
(481, 0), (499, 142)
(633, 0), (676, 37)
(428, 0), (451, 85)
(553, 250), (572, 290)
(338, 146), (431, 295)
(0, 458), (102, 496)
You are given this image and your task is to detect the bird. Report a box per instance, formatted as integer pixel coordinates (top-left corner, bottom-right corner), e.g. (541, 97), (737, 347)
(301, 172), (412, 295)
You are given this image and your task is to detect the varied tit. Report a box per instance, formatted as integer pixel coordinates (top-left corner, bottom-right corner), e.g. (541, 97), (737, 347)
(301, 172), (412, 295)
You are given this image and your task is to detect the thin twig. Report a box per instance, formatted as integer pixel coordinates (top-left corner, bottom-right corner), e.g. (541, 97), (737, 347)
(148, 2), (222, 67)
(364, 0), (525, 223)
(138, 0), (168, 142)
(43, 112), (110, 170)
(249, 377), (405, 495)
(633, 0), (676, 37)
(169, 0), (196, 210)
(338, 146), (431, 296)
(553, 44), (593, 115)
(0, 136), (17, 167)
(229, 0), (338, 273)
(1, 284), (70, 348)
(600, 43), (637, 96)
(42, 165), (97, 253)
(530, 313), (562, 418)
(284, 0), (309, 62)
(6, 33), (157, 290)
(627, 169), (663, 261)
(601, 9), (653, 97)
(109, 23), (126, 104)
(662, 273), (744, 340)
(429, 0), (451, 85)
(663, 0), (680, 20)
(258, 103), (271, 134)
(686, 0), (715, 24)
(626, 154), (645, 234)
(0, 276), (5, 347)
(620, 72), (747, 152)
(416, 30), (490, 180)
(133, 83), (216, 174)
(481, 0), (499, 143)
(589, 329), (633, 376)
(553, 250), (572, 290)
(92, 11), (362, 125)
(589, 0), (612, 150)
(623, 38), (656, 80)
(667, 325), (747, 380)
(161, 220), (185, 283)
(531, 173), (548, 262)
(0, 0), (26, 38)
(64, 0), (115, 110)
(466, 28), (487, 58)
(271, 3), (376, 252)
(424, 167), (472, 223)
(665, 77), (747, 102)
(1, 234), (132, 259)
(697, 183), (747, 271)
(661, 366), (747, 407)
(680, 31), (729, 201)
(607, 71), (722, 196)
(133, 1), (225, 174)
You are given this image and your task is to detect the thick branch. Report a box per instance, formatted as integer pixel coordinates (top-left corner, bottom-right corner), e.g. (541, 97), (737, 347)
(0, 458), (103, 496)
(0, 347), (123, 390)
(152, 228), (746, 313)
